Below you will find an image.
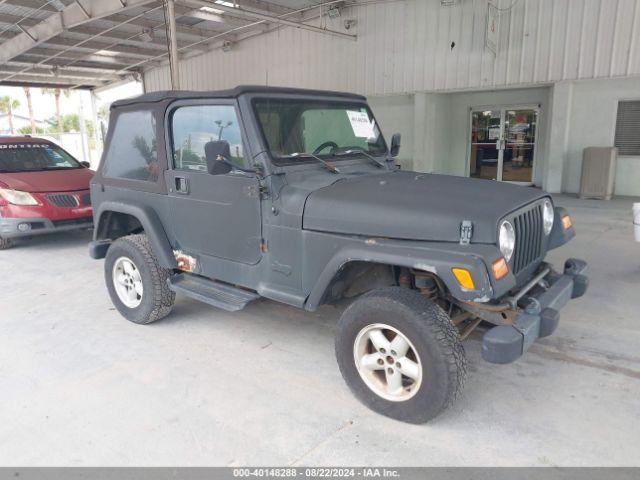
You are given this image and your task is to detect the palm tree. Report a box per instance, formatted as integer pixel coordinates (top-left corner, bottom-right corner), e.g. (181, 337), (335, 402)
(42, 87), (69, 133)
(23, 87), (36, 134)
(0, 96), (20, 135)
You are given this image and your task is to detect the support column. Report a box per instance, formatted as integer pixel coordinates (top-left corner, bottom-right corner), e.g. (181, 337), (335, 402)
(412, 92), (428, 172)
(544, 82), (573, 193)
(413, 92), (448, 174)
(166, 0), (181, 90)
(77, 90), (89, 166)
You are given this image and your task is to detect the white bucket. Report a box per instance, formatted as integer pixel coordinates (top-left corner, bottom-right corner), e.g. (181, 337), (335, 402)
(634, 203), (640, 242)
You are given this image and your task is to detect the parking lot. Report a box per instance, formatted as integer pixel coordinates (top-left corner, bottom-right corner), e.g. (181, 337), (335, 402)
(0, 195), (638, 466)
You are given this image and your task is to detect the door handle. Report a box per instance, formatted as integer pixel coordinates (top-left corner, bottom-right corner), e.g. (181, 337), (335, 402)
(175, 176), (189, 194)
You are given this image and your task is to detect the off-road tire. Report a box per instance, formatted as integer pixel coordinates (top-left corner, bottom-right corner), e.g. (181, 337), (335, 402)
(0, 236), (12, 250)
(105, 234), (175, 324)
(335, 287), (466, 423)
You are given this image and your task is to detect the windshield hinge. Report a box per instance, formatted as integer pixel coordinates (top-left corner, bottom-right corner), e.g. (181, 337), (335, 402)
(460, 220), (473, 245)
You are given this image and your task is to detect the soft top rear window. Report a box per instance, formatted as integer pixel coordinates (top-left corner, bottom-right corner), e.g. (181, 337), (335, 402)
(0, 143), (81, 173)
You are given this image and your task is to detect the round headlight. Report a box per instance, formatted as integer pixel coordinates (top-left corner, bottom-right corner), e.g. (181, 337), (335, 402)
(499, 220), (516, 262)
(542, 199), (554, 235)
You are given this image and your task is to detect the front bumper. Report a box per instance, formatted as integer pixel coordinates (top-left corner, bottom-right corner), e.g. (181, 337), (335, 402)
(481, 258), (589, 364)
(0, 216), (93, 238)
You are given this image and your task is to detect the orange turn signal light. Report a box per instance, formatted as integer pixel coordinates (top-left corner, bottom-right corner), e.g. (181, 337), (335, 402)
(452, 268), (475, 290)
(562, 215), (572, 230)
(492, 258), (509, 280)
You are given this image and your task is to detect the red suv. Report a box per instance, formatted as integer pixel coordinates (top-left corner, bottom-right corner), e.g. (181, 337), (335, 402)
(0, 137), (94, 249)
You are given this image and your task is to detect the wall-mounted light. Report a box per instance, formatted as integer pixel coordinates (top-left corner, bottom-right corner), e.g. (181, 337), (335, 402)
(140, 28), (153, 42)
(222, 40), (234, 52)
(344, 19), (356, 30)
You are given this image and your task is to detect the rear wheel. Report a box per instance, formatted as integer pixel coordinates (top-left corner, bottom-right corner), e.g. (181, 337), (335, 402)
(0, 236), (12, 250)
(335, 287), (466, 423)
(105, 234), (175, 324)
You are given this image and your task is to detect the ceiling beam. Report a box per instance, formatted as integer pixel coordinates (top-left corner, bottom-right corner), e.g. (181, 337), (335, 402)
(0, 11), (214, 50)
(0, 0), (159, 66)
(181, 0), (355, 41)
(0, 72), (107, 87)
(0, 31), (165, 60)
(14, 52), (142, 69)
(4, 60), (123, 76)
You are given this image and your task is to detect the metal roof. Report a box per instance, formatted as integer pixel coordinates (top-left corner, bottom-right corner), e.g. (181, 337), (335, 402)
(0, 0), (354, 90)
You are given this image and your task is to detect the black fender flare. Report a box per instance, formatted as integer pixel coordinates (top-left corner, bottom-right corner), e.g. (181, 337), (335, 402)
(93, 201), (177, 269)
(303, 240), (500, 311)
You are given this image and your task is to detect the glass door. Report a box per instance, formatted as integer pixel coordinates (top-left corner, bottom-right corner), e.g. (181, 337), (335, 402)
(469, 106), (539, 183)
(502, 109), (537, 183)
(470, 109), (502, 181)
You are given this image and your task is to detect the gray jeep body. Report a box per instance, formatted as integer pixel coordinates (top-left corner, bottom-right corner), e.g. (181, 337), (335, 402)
(89, 85), (587, 365)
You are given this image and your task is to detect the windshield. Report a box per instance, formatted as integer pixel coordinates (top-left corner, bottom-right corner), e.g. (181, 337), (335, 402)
(0, 143), (82, 173)
(253, 98), (387, 165)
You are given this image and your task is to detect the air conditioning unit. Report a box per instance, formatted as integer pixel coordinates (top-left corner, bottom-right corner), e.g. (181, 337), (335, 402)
(579, 147), (617, 200)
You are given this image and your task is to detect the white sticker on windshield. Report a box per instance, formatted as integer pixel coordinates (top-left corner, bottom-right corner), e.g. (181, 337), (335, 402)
(346, 110), (376, 138)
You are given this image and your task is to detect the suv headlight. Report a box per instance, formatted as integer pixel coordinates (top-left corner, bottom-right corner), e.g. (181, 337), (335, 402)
(0, 188), (39, 206)
(542, 199), (554, 235)
(499, 220), (516, 262)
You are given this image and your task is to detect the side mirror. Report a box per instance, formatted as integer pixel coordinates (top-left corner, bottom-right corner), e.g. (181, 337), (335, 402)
(204, 140), (232, 175)
(389, 133), (401, 157)
(80, 161), (91, 168)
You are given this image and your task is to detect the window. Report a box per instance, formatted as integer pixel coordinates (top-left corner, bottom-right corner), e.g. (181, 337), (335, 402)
(253, 99), (386, 165)
(103, 110), (158, 181)
(171, 104), (245, 171)
(615, 100), (640, 156)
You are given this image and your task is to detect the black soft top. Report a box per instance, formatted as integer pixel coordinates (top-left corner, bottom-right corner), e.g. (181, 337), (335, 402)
(111, 85), (367, 109)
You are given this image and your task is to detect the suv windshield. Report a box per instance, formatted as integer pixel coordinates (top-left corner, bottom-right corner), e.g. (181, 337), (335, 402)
(253, 98), (387, 165)
(0, 143), (82, 173)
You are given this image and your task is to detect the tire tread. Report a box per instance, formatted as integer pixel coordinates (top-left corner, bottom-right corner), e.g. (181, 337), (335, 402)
(336, 287), (467, 423)
(106, 233), (175, 324)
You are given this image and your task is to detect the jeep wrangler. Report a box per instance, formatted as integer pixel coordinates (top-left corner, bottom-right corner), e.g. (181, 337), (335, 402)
(89, 86), (588, 423)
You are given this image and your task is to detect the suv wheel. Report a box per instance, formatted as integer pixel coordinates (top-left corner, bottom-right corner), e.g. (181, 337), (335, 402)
(0, 236), (12, 250)
(105, 234), (175, 324)
(335, 287), (466, 423)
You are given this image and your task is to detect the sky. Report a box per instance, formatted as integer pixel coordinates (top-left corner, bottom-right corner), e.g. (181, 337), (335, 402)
(0, 81), (143, 122)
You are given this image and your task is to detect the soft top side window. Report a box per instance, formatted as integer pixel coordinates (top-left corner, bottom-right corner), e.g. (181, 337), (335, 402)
(103, 110), (159, 182)
(171, 104), (245, 172)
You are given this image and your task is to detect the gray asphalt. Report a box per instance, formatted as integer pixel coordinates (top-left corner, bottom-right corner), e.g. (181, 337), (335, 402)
(0, 195), (639, 466)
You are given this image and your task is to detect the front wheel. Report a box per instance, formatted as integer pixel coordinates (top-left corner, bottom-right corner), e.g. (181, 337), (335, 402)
(104, 234), (175, 324)
(335, 287), (466, 423)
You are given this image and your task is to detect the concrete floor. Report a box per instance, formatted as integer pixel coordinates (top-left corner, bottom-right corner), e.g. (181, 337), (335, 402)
(0, 195), (639, 466)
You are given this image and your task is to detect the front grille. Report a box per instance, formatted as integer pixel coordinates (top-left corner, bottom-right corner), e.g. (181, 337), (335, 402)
(52, 217), (93, 227)
(512, 203), (544, 274)
(47, 194), (78, 208)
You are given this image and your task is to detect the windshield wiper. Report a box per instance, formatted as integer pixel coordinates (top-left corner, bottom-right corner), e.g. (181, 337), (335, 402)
(286, 152), (340, 174)
(332, 148), (386, 168)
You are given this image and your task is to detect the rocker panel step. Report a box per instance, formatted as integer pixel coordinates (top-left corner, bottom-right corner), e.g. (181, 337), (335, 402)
(168, 274), (259, 312)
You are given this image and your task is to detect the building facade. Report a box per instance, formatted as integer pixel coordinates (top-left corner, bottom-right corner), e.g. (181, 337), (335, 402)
(142, 0), (640, 196)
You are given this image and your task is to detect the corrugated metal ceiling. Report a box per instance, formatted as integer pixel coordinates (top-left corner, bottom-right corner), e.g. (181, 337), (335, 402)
(0, 0), (323, 89)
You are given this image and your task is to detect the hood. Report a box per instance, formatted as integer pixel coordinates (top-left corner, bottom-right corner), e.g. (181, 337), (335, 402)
(302, 171), (547, 243)
(0, 168), (94, 193)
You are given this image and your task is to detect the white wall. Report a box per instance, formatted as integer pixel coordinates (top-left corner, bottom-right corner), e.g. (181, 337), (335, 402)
(446, 87), (551, 182)
(368, 95), (414, 169)
(561, 77), (640, 196)
(371, 87), (550, 181)
(144, 0), (640, 96)
(370, 79), (640, 197)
